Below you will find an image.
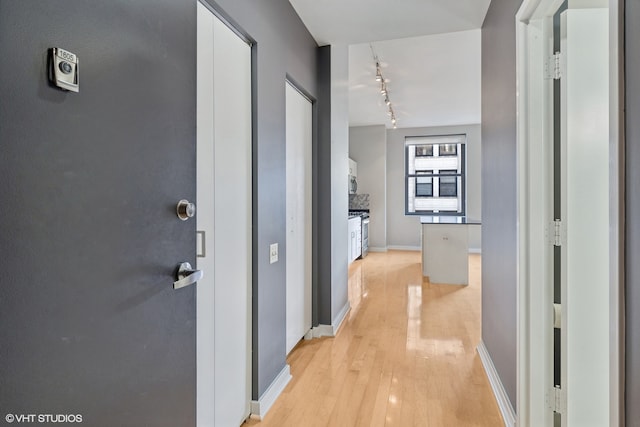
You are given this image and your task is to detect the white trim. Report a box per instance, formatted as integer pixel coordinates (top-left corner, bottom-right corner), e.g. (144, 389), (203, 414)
(312, 324), (334, 338)
(468, 248), (482, 254)
(478, 341), (516, 427)
(516, 4), (554, 425)
(608, 1), (624, 426)
(368, 246), (388, 252)
(312, 301), (351, 338)
(386, 245), (421, 251)
(249, 365), (292, 420)
(332, 301), (350, 333)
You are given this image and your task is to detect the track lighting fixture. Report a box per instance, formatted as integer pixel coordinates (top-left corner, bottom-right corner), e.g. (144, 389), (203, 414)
(370, 44), (397, 129)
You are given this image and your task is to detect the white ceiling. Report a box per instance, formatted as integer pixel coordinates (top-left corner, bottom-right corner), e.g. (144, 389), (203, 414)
(288, 0), (490, 129)
(349, 30), (481, 129)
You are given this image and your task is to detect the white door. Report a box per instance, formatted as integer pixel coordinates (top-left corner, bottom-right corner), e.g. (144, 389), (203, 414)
(197, 3), (252, 426)
(560, 7), (609, 426)
(516, 1), (617, 425)
(285, 82), (313, 354)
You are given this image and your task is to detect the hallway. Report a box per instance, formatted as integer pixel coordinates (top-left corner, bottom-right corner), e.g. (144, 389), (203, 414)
(246, 251), (502, 426)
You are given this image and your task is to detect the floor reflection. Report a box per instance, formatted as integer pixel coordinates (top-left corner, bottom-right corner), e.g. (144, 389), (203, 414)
(347, 257), (367, 320)
(246, 251), (500, 427)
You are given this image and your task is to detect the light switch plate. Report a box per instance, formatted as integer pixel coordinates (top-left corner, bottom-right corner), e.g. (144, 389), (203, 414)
(269, 243), (278, 264)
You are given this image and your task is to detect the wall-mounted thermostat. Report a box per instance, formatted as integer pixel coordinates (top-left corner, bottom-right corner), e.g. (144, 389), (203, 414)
(49, 47), (79, 93)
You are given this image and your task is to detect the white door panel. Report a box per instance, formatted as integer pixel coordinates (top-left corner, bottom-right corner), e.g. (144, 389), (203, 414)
(196, 5), (215, 424)
(197, 3), (252, 426)
(562, 8), (609, 427)
(285, 83), (313, 355)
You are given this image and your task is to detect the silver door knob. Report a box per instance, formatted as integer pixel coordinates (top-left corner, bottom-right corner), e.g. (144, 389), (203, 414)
(177, 199), (196, 221)
(174, 262), (203, 289)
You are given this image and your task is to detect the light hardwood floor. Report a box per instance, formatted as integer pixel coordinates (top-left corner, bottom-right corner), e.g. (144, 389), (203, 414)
(245, 250), (502, 427)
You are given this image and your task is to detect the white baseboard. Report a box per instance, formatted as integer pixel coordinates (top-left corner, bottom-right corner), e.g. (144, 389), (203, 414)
(477, 341), (516, 427)
(312, 324), (334, 338)
(370, 246), (481, 254)
(313, 301), (351, 338)
(387, 245), (421, 251)
(332, 301), (350, 333)
(250, 364), (291, 420)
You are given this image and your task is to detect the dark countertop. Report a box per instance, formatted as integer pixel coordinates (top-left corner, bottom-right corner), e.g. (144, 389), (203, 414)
(420, 216), (481, 225)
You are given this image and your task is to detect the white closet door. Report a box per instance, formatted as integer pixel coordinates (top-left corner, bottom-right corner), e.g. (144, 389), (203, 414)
(197, 3), (252, 426)
(285, 82), (313, 354)
(562, 8), (609, 427)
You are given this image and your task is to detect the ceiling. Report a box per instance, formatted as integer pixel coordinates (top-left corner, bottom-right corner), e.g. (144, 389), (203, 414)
(288, 0), (491, 129)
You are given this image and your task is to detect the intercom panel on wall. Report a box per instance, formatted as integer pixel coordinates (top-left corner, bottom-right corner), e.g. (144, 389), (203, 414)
(48, 47), (79, 92)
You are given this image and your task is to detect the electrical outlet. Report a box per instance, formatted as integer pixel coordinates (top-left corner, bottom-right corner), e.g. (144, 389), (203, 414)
(269, 243), (278, 264)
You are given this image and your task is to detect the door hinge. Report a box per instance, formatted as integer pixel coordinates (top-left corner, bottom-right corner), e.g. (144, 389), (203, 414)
(550, 219), (565, 247)
(545, 51), (562, 80)
(547, 386), (566, 414)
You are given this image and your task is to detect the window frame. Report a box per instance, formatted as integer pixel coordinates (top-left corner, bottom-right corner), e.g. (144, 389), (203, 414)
(404, 134), (466, 216)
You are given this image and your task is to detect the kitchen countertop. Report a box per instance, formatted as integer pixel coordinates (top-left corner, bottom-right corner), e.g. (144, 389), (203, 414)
(420, 216), (481, 225)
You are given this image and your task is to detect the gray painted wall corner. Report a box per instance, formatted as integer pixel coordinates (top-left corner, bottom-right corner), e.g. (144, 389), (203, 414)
(480, 0), (523, 409)
(316, 44), (350, 329)
(316, 45), (333, 326)
(330, 44), (350, 324)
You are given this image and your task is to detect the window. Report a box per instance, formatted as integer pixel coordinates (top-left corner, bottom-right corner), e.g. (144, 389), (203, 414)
(415, 171), (433, 196)
(439, 144), (457, 156)
(439, 170), (458, 197)
(405, 134), (466, 216)
(415, 145), (434, 157)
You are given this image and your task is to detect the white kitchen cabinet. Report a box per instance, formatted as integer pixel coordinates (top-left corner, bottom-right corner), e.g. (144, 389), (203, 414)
(348, 216), (362, 263)
(348, 158), (357, 178)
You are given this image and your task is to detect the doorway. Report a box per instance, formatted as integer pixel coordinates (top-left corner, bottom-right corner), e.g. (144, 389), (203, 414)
(196, 2), (252, 426)
(515, 0), (623, 426)
(285, 81), (313, 354)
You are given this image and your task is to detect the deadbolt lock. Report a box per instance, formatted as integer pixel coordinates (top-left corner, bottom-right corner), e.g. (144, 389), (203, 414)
(176, 199), (196, 221)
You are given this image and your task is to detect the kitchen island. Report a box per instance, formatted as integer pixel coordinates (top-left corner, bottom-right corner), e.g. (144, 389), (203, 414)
(421, 216), (481, 285)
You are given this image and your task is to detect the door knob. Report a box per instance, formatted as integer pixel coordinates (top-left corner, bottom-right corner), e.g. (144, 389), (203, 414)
(174, 262), (203, 289)
(176, 199), (196, 221)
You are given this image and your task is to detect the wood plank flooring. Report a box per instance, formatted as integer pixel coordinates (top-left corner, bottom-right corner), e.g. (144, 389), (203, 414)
(245, 250), (502, 426)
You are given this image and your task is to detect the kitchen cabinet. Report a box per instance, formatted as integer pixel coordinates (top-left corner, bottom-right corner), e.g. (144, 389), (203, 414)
(348, 158), (357, 178)
(348, 216), (362, 263)
(420, 216), (481, 285)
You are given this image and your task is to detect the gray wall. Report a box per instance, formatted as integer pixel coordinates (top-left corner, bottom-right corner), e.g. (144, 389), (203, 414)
(203, 0), (319, 400)
(386, 124), (482, 251)
(626, 0), (640, 422)
(329, 45), (350, 325)
(316, 45), (350, 328)
(481, 0), (522, 408)
(349, 125), (387, 250)
(316, 46), (332, 327)
(0, 2), (197, 424)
